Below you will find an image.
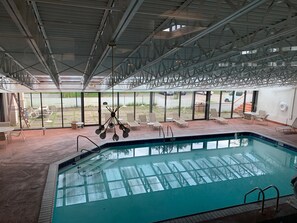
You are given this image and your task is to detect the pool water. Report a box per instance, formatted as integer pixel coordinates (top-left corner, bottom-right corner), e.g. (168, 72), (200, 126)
(53, 134), (297, 223)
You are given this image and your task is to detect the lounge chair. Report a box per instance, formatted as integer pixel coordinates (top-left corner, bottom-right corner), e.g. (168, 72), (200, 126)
(255, 113), (269, 125)
(148, 113), (162, 128)
(275, 118), (297, 134)
(255, 110), (267, 119)
(210, 109), (228, 124)
(127, 113), (140, 129)
(173, 114), (188, 127)
(138, 114), (147, 125)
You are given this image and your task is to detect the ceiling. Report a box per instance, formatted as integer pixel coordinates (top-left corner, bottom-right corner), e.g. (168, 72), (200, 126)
(0, 0), (297, 92)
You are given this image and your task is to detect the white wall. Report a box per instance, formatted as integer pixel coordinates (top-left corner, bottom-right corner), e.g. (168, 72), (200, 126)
(257, 87), (297, 125)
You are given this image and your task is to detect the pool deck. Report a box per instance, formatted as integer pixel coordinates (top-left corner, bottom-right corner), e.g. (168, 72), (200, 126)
(1, 118), (297, 223)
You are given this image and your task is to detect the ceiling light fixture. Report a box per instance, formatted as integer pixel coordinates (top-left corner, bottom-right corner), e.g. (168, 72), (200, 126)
(95, 42), (130, 141)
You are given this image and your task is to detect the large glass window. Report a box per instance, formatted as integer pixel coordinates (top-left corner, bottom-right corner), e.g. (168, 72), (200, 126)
(17, 90), (256, 129)
(152, 92), (165, 122)
(135, 92), (150, 122)
(24, 93), (42, 128)
(41, 93), (62, 128)
(232, 90), (254, 118)
(180, 92), (192, 120)
(62, 92), (81, 127)
(118, 92), (134, 123)
(84, 92), (99, 125)
(209, 91), (221, 118)
(220, 91), (233, 118)
(194, 91), (207, 119)
(166, 92), (180, 121)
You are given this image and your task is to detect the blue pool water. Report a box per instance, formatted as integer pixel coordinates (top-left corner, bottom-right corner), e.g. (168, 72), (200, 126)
(52, 133), (297, 223)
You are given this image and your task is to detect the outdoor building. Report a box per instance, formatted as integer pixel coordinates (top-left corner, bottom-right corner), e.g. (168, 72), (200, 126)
(0, 1), (297, 223)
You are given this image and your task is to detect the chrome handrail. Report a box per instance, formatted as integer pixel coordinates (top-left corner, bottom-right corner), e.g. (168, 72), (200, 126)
(258, 185), (280, 212)
(166, 125), (174, 139)
(244, 187), (265, 213)
(158, 126), (165, 139)
(76, 135), (100, 152)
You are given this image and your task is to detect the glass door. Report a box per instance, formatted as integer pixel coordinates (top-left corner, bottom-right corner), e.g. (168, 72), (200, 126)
(194, 91), (207, 119)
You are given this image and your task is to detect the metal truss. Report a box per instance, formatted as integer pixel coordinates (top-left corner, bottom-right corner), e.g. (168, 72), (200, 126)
(160, 65), (297, 90)
(127, 15), (297, 90)
(141, 39), (297, 89)
(0, 50), (38, 89)
(83, 0), (144, 89)
(103, 0), (268, 88)
(2, 0), (60, 88)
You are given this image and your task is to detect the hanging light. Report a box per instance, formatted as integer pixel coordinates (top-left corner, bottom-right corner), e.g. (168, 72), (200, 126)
(95, 42), (130, 141)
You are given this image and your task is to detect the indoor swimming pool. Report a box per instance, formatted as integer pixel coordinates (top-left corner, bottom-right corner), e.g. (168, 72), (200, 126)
(52, 133), (297, 223)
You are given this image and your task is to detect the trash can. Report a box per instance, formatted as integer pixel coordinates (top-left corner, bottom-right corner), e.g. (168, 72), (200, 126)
(196, 103), (205, 112)
(71, 121), (77, 129)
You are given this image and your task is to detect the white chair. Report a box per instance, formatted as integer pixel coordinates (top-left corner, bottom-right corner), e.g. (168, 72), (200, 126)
(255, 110), (267, 119)
(173, 114), (188, 127)
(126, 113), (140, 129)
(138, 114), (147, 125)
(255, 114), (269, 125)
(148, 113), (162, 128)
(275, 118), (297, 134)
(210, 109), (228, 124)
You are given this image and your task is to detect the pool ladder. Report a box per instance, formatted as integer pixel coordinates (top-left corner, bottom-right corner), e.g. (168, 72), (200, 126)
(244, 185), (280, 214)
(158, 125), (174, 141)
(167, 125), (174, 140)
(76, 135), (101, 152)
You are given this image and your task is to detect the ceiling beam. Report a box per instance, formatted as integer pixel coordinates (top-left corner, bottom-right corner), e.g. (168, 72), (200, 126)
(109, 0), (268, 88)
(1, 0), (60, 89)
(130, 17), (297, 89)
(28, 0), (123, 11)
(0, 47), (38, 89)
(83, 0), (144, 90)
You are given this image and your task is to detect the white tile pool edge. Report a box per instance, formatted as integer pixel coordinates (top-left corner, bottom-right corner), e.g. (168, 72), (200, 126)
(38, 152), (81, 223)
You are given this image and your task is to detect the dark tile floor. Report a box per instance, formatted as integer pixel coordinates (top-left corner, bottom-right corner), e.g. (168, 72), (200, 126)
(1, 119), (297, 223)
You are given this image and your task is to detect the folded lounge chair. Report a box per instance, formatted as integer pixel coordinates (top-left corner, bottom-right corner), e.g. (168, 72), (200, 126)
(173, 114), (188, 127)
(275, 117), (297, 133)
(210, 109), (228, 124)
(127, 113), (140, 129)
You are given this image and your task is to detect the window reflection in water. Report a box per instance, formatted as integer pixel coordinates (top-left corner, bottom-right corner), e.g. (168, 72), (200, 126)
(56, 137), (294, 207)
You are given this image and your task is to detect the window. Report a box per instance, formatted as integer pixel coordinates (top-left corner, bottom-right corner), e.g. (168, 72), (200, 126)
(62, 92), (81, 127)
(84, 92), (98, 125)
